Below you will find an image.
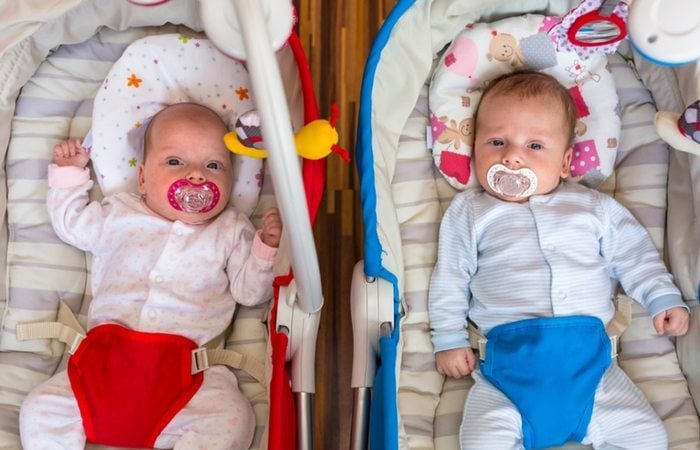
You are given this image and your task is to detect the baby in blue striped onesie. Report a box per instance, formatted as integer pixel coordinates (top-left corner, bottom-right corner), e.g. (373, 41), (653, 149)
(428, 71), (689, 450)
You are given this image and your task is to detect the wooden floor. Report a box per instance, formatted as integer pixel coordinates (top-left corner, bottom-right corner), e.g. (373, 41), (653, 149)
(294, 1), (394, 448)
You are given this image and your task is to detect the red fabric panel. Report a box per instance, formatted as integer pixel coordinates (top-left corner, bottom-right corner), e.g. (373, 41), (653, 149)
(268, 277), (297, 450)
(67, 324), (202, 448)
(268, 328), (297, 450)
(289, 31), (326, 225)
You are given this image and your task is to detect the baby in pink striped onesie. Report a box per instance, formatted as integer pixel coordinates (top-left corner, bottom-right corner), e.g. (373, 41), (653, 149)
(20, 103), (280, 450)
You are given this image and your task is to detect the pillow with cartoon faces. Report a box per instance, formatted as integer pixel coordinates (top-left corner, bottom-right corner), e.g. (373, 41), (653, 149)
(428, 14), (620, 190)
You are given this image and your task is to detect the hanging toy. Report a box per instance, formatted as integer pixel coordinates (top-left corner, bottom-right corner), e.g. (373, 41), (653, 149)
(655, 100), (700, 156)
(224, 104), (350, 162)
(628, 0), (700, 66)
(549, 0), (628, 60)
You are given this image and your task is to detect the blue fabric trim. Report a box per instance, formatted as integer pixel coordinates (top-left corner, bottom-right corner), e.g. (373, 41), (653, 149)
(358, 1), (415, 449)
(357, 0), (415, 279)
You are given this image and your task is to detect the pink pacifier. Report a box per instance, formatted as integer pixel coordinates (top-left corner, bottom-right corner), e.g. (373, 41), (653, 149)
(486, 164), (538, 198)
(167, 179), (220, 213)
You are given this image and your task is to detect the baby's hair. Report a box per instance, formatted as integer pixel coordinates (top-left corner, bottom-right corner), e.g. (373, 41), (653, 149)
(143, 102), (228, 160)
(476, 71), (577, 145)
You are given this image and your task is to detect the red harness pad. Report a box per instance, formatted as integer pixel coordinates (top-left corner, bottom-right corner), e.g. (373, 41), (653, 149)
(67, 324), (203, 448)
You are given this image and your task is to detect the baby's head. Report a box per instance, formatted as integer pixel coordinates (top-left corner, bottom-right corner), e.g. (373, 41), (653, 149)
(138, 103), (233, 224)
(473, 71), (576, 202)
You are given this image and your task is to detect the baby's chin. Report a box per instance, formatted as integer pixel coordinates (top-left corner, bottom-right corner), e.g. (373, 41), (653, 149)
(141, 197), (226, 224)
(497, 193), (531, 203)
(173, 213), (214, 225)
(171, 206), (227, 225)
(480, 180), (563, 202)
(480, 185), (530, 203)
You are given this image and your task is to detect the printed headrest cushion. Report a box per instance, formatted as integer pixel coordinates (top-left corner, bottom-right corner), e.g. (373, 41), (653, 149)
(90, 33), (262, 216)
(429, 14), (620, 190)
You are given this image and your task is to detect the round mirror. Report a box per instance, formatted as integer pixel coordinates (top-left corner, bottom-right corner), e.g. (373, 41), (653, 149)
(568, 11), (627, 47)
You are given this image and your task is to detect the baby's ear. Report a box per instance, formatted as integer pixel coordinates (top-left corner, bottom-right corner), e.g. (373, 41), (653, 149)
(137, 164), (146, 194)
(560, 147), (573, 178)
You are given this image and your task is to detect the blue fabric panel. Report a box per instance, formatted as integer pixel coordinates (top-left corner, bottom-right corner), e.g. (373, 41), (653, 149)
(480, 316), (611, 449)
(370, 326), (400, 450)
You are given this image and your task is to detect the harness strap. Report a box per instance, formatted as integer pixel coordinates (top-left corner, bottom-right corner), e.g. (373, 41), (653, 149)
(192, 347), (266, 384)
(16, 301), (265, 384)
(468, 294), (633, 360)
(16, 301), (85, 353)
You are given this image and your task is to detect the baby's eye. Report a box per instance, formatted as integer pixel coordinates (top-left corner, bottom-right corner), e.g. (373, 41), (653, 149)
(528, 143), (543, 151)
(166, 158), (182, 166)
(206, 162), (223, 170)
(489, 139), (505, 147)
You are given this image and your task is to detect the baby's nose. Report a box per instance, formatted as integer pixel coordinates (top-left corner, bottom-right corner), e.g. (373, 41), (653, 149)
(187, 172), (206, 184)
(502, 149), (522, 167)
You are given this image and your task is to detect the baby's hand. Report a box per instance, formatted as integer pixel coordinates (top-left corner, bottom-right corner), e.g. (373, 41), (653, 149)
(261, 207), (282, 248)
(653, 307), (690, 336)
(435, 347), (476, 378)
(53, 139), (90, 168)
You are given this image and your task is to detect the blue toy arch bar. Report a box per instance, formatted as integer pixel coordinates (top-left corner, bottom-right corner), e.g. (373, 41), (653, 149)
(356, 0), (415, 449)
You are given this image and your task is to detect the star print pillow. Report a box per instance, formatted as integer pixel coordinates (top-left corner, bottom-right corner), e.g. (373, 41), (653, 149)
(428, 14), (620, 190)
(90, 33), (262, 216)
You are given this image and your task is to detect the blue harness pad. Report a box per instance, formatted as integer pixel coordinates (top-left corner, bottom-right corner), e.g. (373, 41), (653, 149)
(480, 316), (611, 450)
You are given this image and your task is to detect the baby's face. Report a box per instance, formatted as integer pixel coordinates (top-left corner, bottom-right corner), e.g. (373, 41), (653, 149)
(473, 93), (572, 202)
(138, 106), (233, 224)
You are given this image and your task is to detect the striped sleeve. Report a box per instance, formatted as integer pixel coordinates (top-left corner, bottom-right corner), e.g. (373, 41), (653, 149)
(599, 192), (685, 317)
(429, 192), (477, 353)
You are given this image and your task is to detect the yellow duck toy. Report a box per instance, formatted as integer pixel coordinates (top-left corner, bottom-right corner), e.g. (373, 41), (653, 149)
(224, 105), (350, 162)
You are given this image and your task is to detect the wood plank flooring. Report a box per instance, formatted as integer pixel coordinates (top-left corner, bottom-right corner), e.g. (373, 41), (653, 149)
(294, 2), (392, 448)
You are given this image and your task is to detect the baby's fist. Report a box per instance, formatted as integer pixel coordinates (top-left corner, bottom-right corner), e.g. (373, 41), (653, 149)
(653, 307), (690, 336)
(261, 207), (282, 248)
(53, 139), (90, 168)
(435, 347), (476, 378)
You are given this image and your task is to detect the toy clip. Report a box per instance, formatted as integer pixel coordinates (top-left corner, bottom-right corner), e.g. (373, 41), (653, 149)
(224, 105), (350, 163)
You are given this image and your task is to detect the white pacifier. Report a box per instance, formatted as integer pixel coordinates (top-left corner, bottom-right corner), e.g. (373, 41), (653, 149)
(486, 164), (538, 198)
(167, 179), (221, 213)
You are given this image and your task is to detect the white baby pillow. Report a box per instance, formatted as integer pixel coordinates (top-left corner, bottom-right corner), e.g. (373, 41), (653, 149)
(90, 33), (262, 216)
(429, 14), (620, 190)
